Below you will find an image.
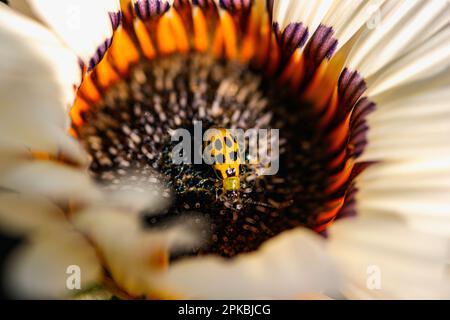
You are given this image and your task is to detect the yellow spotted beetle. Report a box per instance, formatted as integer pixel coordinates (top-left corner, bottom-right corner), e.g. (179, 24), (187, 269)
(205, 129), (241, 193)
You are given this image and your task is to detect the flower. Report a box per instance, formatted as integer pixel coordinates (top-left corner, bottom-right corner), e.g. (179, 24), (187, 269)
(0, 0), (449, 299)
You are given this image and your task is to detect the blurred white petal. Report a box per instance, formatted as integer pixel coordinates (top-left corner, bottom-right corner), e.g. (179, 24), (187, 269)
(5, 228), (102, 299)
(0, 3), (80, 115)
(74, 207), (202, 297)
(0, 160), (101, 203)
(0, 127), (88, 167)
(328, 215), (450, 299)
(158, 228), (339, 299)
(9, 0), (122, 69)
(0, 4), (85, 164)
(0, 193), (67, 236)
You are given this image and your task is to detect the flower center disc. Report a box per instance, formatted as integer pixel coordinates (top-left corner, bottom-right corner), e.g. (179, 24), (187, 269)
(76, 52), (343, 258)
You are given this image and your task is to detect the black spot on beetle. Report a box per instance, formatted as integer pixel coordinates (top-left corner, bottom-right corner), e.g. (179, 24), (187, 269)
(224, 137), (233, 148)
(215, 139), (223, 150)
(215, 153), (225, 164)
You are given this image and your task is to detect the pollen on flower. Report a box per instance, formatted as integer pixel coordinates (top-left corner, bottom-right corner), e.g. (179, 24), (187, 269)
(71, 0), (374, 258)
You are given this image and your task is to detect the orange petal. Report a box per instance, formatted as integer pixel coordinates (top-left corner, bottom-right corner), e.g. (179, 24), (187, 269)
(193, 7), (209, 53)
(157, 14), (177, 55)
(134, 19), (157, 59)
(219, 9), (237, 60)
(110, 26), (140, 75)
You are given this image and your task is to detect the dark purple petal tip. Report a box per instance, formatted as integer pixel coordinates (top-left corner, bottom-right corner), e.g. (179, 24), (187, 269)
(307, 24), (338, 64)
(134, 0), (171, 20)
(87, 37), (113, 71)
(339, 68), (368, 110)
(219, 0), (253, 12)
(109, 11), (122, 31)
(191, 0), (213, 7)
(273, 22), (309, 53)
(349, 98), (376, 158)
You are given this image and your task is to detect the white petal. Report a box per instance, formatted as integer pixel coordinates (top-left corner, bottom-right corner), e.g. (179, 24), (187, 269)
(158, 228), (339, 299)
(348, 0), (450, 78)
(328, 216), (450, 299)
(0, 4), (80, 113)
(0, 160), (101, 203)
(360, 74), (450, 162)
(366, 25), (450, 96)
(0, 4), (84, 163)
(4, 228), (102, 299)
(0, 125), (88, 167)
(10, 0), (122, 69)
(74, 207), (202, 297)
(0, 193), (67, 236)
(357, 75), (450, 238)
(273, 0), (334, 35)
(355, 158), (450, 238)
(321, 0), (386, 51)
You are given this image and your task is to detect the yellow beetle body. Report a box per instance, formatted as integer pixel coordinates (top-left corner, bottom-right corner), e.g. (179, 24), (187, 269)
(207, 129), (241, 192)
